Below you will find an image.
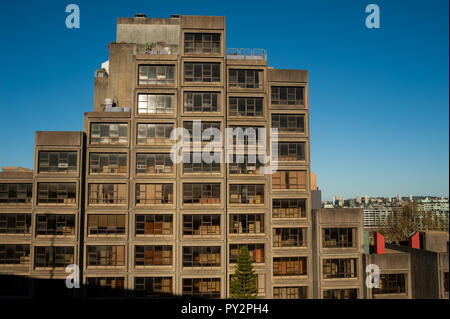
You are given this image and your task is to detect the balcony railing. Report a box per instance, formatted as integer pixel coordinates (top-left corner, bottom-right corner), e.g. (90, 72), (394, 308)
(227, 48), (267, 61)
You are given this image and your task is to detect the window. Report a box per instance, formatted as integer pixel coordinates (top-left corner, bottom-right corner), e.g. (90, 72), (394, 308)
(183, 152), (220, 173)
(139, 65), (175, 85)
(34, 246), (74, 268)
(184, 63), (220, 83)
(323, 289), (358, 299)
(273, 199), (307, 218)
(229, 214), (264, 234)
(444, 272), (449, 293)
(323, 228), (356, 248)
(0, 183), (32, 204)
(136, 215), (173, 235)
(38, 151), (77, 173)
(229, 126), (263, 146)
(273, 228), (307, 247)
(184, 92), (219, 112)
(183, 121), (221, 143)
(135, 277), (172, 297)
(37, 183), (76, 205)
(137, 123), (174, 145)
(229, 69), (263, 88)
(183, 215), (220, 236)
(137, 94), (174, 114)
(0, 244), (30, 265)
(87, 246), (125, 267)
(135, 245), (172, 266)
(183, 246), (220, 267)
(0, 214), (31, 234)
(323, 258), (358, 279)
(86, 277), (125, 298)
(184, 33), (220, 54)
(277, 142), (306, 161)
(229, 244), (264, 263)
(273, 286), (307, 299)
(228, 154), (262, 175)
(137, 153), (173, 174)
(183, 183), (220, 204)
(87, 215), (126, 235)
(272, 171), (307, 190)
(271, 114), (305, 133)
(229, 184), (264, 204)
(229, 97), (263, 118)
(89, 153), (127, 175)
(136, 183), (173, 205)
(36, 215), (75, 236)
(273, 257), (307, 276)
(182, 278), (220, 298)
(90, 123), (128, 144)
(373, 274), (407, 295)
(88, 183), (127, 205)
(271, 86), (304, 105)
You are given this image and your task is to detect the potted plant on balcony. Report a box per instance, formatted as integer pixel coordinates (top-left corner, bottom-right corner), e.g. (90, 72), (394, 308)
(145, 42), (154, 54)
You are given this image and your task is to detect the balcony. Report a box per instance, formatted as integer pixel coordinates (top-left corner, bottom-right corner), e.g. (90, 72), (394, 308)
(227, 48), (267, 61)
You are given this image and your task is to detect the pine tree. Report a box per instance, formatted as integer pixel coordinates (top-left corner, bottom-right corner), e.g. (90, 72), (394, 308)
(230, 246), (258, 299)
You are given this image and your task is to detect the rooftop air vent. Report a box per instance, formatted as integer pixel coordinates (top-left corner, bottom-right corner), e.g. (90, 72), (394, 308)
(135, 13), (147, 18)
(170, 14), (181, 18)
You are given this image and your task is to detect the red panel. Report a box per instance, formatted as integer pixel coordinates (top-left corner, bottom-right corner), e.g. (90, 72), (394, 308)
(409, 232), (421, 249)
(373, 231), (385, 254)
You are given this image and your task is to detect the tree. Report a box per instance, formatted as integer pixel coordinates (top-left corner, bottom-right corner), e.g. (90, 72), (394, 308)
(230, 246), (258, 299)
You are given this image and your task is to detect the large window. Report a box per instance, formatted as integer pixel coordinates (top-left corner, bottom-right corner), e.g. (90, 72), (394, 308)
(136, 215), (173, 235)
(0, 183), (32, 204)
(229, 69), (263, 88)
(184, 92), (219, 112)
(88, 183), (127, 205)
(90, 123), (128, 145)
(184, 63), (220, 83)
(139, 65), (175, 85)
(323, 228), (356, 248)
(34, 246), (74, 268)
(273, 257), (307, 276)
(38, 151), (77, 173)
(37, 183), (76, 205)
(229, 126), (263, 146)
(183, 152), (220, 173)
(183, 121), (221, 143)
(273, 228), (306, 247)
(136, 183), (173, 205)
(271, 114), (305, 133)
(273, 199), (307, 218)
(135, 277), (172, 297)
(183, 215), (220, 236)
(323, 258), (358, 279)
(277, 142), (306, 161)
(229, 244), (264, 263)
(0, 214), (31, 234)
(373, 274), (407, 295)
(229, 97), (263, 118)
(271, 86), (304, 105)
(183, 183), (220, 204)
(86, 277), (125, 298)
(89, 153), (127, 175)
(228, 154), (262, 175)
(272, 171), (307, 190)
(229, 184), (264, 204)
(137, 153), (173, 174)
(273, 286), (308, 299)
(323, 289), (358, 299)
(0, 244), (30, 265)
(183, 246), (221, 267)
(229, 214), (264, 234)
(137, 94), (174, 114)
(135, 245), (172, 266)
(36, 214), (75, 236)
(87, 215), (126, 236)
(87, 246), (125, 267)
(184, 33), (220, 54)
(137, 123), (174, 145)
(182, 278), (220, 298)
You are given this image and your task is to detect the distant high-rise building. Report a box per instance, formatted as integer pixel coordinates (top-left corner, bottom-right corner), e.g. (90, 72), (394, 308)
(409, 194), (413, 201)
(332, 195), (336, 205)
(339, 196), (344, 207)
(388, 196), (392, 203)
(356, 196), (362, 204)
(397, 194), (402, 201)
(364, 194), (369, 205)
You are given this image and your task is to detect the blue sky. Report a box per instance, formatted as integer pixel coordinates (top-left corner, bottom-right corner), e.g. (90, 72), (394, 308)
(0, 0), (448, 200)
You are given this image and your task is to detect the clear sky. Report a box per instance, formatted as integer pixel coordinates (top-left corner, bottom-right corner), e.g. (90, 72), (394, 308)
(0, 0), (448, 201)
